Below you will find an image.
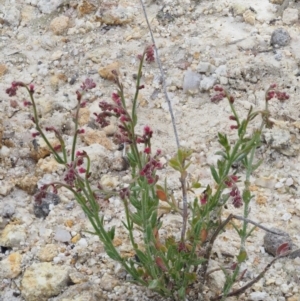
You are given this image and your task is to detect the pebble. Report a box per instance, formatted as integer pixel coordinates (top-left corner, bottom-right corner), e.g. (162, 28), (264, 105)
(54, 228), (72, 243)
(37, 0), (66, 14)
(282, 8), (299, 25)
(270, 28), (291, 47)
(38, 244), (58, 262)
(21, 262), (70, 301)
(50, 16), (70, 35)
(249, 291), (269, 301)
(199, 75), (217, 91)
(0, 252), (22, 279)
(183, 69), (201, 93)
(0, 224), (27, 247)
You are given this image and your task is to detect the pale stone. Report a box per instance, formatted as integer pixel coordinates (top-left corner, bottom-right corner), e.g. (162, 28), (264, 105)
(54, 228), (71, 242)
(50, 16), (70, 35)
(98, 273), (119, 291)
(21, 262), (70, 301)
(69, 271), (88, 284)
(183, 70), (201, 93)
(282, 8), (299, 25)
(243, 10), (256, 25)
(103, 124), (117, 136)
(100, 174), (119, 189)
(37, 0), (67, 14)
(38, 244), (58, 262)
(285, 177), (294, 186)
(0, 252), (22, 279)
(0, 224), (27, 247)
(249, 292), (269, 301)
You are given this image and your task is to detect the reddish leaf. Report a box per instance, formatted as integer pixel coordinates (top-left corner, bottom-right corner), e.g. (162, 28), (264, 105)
(276, 242), (290, 256)
(156, 190), (167, 202)
(200, 229), (208, 243)
(155, 257), (168, 272)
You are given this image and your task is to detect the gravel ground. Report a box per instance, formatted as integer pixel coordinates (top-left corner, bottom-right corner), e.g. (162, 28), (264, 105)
(1, 0), (300, 300)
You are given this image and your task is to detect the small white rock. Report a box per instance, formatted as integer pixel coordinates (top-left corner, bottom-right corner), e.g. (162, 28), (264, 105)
(285, 178), (294, 186)
(249, 291), (268, 301)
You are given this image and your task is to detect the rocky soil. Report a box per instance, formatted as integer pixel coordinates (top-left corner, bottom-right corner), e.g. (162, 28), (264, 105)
(1, 0), (300, 300)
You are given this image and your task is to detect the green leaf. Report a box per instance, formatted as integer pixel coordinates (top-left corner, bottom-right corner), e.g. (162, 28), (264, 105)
(108, 226), (115, 240)
(191, 182), (201, 189)
(189, 257), (206, 266)
(105, 249), (120, 261)
(185, 272), (197, 282)
(130, 213), (143, 226)
(150, 211), (158, 228)
(251, 159), (263, 171)
(237, 250), (247, 263)
(169, 158), (181, 171)
(215, 151), (228, 159)
(167, 245), (177, 261)
(178, 286), (186, 299)
(210, 165), (220, 184)
(121, 221), (129, 230)
(246, 225), (257, 239)
(130, 196), (142, 210)
(178, 148), (184, 163)
(135, 249), (149, 265)
(146, 225), (153, 241)
(148, 279), (159, 289)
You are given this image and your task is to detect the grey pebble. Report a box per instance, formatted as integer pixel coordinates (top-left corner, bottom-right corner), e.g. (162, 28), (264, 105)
(263, 228), (300, 259)
(33, 192), (61, 218)
(270, 28), (291, 47)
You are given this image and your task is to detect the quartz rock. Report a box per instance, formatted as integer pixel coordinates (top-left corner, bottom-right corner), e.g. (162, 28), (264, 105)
(0, 224), (27, 247)
(0, 252), (22, 279)
(21, 262), (70, 301)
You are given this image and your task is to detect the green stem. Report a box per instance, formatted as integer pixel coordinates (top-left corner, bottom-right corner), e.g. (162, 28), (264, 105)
(27, 88), (65, 164)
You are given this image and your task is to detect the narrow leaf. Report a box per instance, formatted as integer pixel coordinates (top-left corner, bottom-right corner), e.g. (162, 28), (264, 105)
(210, 165), (220, 184)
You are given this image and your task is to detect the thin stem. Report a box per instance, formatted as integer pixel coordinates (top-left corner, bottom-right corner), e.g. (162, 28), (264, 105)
(139, 0), (180, 149)
(180, 173), (188, 242)
(71, 101), (81, 162)
(210, 248), (300, 301)
(27, 88), (65, 163)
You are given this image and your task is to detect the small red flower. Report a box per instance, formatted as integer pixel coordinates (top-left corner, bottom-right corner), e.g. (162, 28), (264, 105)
(23, 100), (32, 106)
(29, 84), (35, 93)
(144, 147), (151, 154)
(145, 45), (155, 63)
(32, 132), (40, 138)
(77, 129), (85, 134)
(78, 167), (86, 174)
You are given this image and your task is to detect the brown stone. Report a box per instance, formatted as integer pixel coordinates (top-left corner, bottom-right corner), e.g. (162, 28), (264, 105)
(98, 61), (120, 81)
(15, 175), (39, 194)
(50, 16), (70, 35)
(81, 128), (113, 150)
(0, 252), (22, 279)
(77, 0), (98, 16)
(0, 64), (7, 76)
(78, 107), (90, 126)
